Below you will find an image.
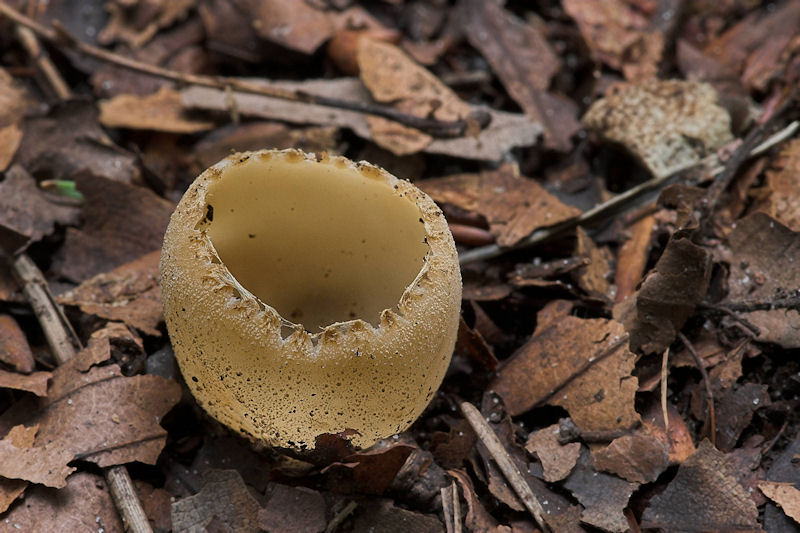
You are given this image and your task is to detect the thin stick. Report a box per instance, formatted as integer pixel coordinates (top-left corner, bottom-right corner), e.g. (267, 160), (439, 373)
(0, 1), (487, 138)
(325, 500), (358, 533)
(451, 480), (462, 533)
(14, 24), (71, 99)
(11, 254), (153, 533)
(678, 332), (715, 447)
(661, 347), (670, 433)
(459, 119), (799, 265)
(440, 484), (454, 533)
(460, 402), (550, 532)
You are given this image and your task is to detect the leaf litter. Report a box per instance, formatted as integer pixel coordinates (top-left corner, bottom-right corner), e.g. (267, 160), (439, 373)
(1, 0), (800, 530)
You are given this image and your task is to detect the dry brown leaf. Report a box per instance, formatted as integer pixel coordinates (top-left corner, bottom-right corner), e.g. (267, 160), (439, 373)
(51, 171), (174, 283)
(0, 425), (37, 513)
(0, 326), (180, 488)
(14, 100), (141, 185)
(0, 67), (34, 128)
(759, 482), (800, 523)
(704, 1), (800, 91)
(0, 314), (35, 373)
(58, 250), (163, 337)
(0, 123), (22, 172)
(525, 424), (580, 482)
(641, 400), (695, 464)
(0, 370), (51, 397)
(614, 214), (655, 303)
(563, 0), (663, 82)
(572, 227), (613, 300)
(591, 426), (670, 483)
(99, 87), (214, 133)
(0, 166), (80, 248)
(492, 300), (640, 433)
(448, 469), (501, 532)
(356, 38), (472, 155)
(563, 447), (638, 533)
(244, 0), (334, 54)
(258, 484), (327, 533)
(98, 0), (195, 49)
(617, 237), (712, 355)
(353, 499), (444, 533)
(0, 471), (124, 532)
(763, 436), (800, 530)
(181, 80), (539, 161)
(719, 213), (800, 348)
(754, 138), (800, 231)
(171, 469), (260, 533)
(583, 80), (733, 178)
(418, 165), (581, 247)
(713, 383), (770, 452)
(322, 443), (414, 495)
(641, 440), (760, 531)
(460, 0), (579, 151)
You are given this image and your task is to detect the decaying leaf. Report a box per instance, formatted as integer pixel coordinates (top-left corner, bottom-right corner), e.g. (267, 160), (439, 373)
(713, 383), (770, 452)
(0, 370), (51, 397)
(583, 80), (733, 178)
(171, 470), (260, 533)
(98, 0), (195, 49)
(641, 440), (760, 532)
(99, 87), (215, 133)
(356, 38), (473, 155)
(0, 425), (38, 513)
(459, 0), (577, 151)
(563, 447), (638, 533)
(718, 213), (800, 348)
(180, 80), (540, 161)
(322, 443), (414, 495)
(51, 171), (174, 283)
(759, 482), (800, 523)
(14, 100), (141, 185)
(0, 326), (180, 488)
(763, 436), (800, 530)
(563, 0), (663, 81)
(418, 165), (581, 247)
(754, 138), (800, 231)
(617, 237), (712, 355)
(704, 0), (800, 91)
(572, 227), (613, 300)
(0, 314), (35, 373)
(244, 0), (334, 55)
(0, 124), (22, 172)
(0, 166), (80, 249)
(0, 471), (124, 532)
(525, 424), (580, 482)
(58, 250), (163, 337)
(352, 499), (444, 533)
(258, 484), (327, 533)
(591, 426), (670, 483)
(492, 300), (640, 433)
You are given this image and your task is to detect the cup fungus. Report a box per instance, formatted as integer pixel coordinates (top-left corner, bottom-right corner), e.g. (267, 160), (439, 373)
(160, 149), (461, 450)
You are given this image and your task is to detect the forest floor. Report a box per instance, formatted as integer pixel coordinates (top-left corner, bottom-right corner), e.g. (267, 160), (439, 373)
(0, 0), (799, 531)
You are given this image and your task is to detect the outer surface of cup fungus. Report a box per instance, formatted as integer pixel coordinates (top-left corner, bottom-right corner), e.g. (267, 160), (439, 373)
(160, 149), (461, 450)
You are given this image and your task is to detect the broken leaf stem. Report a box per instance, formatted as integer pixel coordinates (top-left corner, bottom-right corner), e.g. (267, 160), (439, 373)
(0, 1), (487, 138)
(459, 119), (799, 265)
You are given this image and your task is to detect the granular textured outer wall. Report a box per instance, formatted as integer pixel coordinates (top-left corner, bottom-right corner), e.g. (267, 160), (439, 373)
(160, 149), (461, 450)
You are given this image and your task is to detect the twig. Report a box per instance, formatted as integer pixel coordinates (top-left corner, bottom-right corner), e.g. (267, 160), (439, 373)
(441, 484), (454, 533)
(678, 332), (715, 447)
(700, 89), (798, 224)
(699, 294), (800, 314)
(459, 119), (800, 265)
(459, 402), (550, 532)
(14, 24), (71, 99)
(0, 1), (489, 138)
(661, 347), (670, 433)
(325, 500), (358, 533)
(10, 253), (153, 533)
(696, 302), (761, 337)
(451, 480), (462, 533)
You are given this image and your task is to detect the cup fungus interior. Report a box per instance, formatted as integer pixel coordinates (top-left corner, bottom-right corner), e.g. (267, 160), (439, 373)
(204, 156), (429, 332)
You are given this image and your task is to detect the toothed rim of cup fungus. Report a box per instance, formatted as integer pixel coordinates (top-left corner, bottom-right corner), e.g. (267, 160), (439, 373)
(160, 149), (461, 450)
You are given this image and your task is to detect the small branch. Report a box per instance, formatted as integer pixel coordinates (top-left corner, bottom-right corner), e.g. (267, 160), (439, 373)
(696, 302), (761, 337)
(325, 500), (358, 533)
(661, 347), (670, 433)
(451, 480), (462, 533)
(700, 294), (800, 314)
(10, 253), (153, 533)
(0, 1), (488, 138)
(460, 402), (550, 532)
(14, 24), (71, 99)
(459, 119), (800, 265)
(678, 332), (715, 447)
